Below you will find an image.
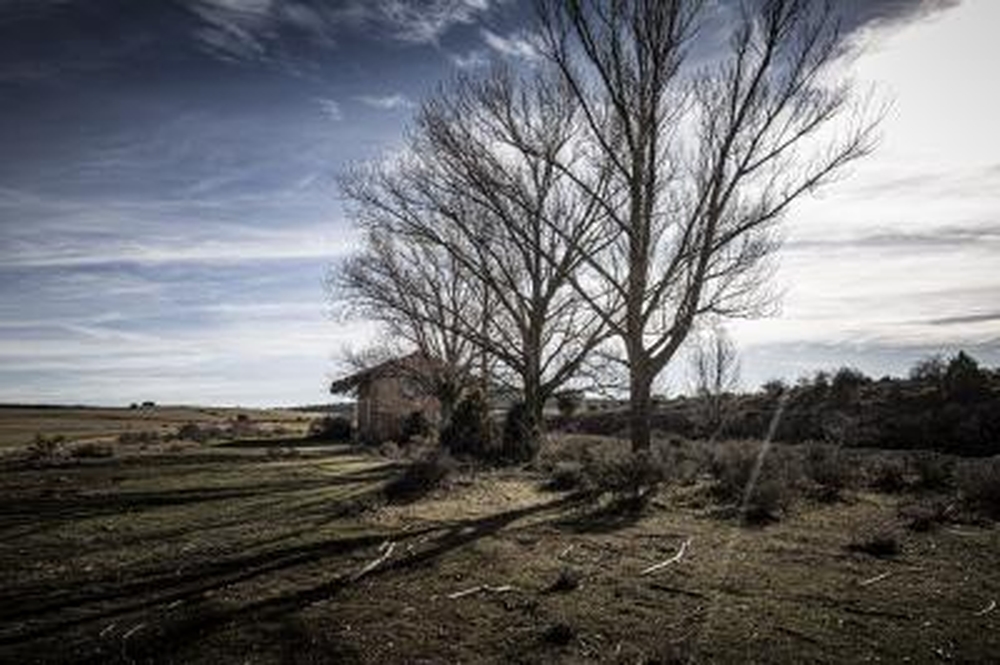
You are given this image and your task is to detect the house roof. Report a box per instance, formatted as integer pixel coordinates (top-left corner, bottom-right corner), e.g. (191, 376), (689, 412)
(329, 352), (432, 394)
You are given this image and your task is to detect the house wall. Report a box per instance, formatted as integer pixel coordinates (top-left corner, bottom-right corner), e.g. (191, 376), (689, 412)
(355, 376), (439, 444)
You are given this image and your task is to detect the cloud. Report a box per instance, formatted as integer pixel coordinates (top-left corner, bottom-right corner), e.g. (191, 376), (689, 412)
(355, 93), (415, 111)
(182, 0), (499, 64)
(449, 48), (489, 69)
(317, 97), (343, 121)
(481, 28), (540, 61)
(926, 311), (1000, 327)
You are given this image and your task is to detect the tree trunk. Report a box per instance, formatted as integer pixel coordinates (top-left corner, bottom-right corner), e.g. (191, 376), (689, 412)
(630, 368), (653, 452)
(521, 373), (546, 460)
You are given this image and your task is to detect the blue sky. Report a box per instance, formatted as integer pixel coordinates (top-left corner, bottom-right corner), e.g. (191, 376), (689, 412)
(0, 0), (997, 406)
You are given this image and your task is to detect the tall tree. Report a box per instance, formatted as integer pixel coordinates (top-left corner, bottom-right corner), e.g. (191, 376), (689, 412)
(338, 67), (610, 455)
(538, 0), (879, 450)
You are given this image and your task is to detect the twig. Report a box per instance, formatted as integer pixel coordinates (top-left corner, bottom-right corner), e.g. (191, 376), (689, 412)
(559, 544), (575, 559)
(448, 584), (517, 599)
(99, 622), (117, 638)
(640, 538), (691, 575)
(121, 623), (146, 641)
(859, 571), (891, 587)
(352, 541), (396, 581)
(974, 600), (996, 616)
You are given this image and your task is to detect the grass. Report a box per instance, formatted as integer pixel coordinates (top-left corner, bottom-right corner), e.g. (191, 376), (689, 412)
(0, 405), (319, 450)
(1, 411), (998, 663)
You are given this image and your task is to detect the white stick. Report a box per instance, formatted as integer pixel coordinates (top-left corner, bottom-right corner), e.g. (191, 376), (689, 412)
(859, 571), (892, 587)
(975, 600), (996, 616)
(448, 585), (483, 599)
(448, 584), (516, 599)
(640, 538), (691, 575)
(353, 541), (396, 580)
(121, 623), (146, 641)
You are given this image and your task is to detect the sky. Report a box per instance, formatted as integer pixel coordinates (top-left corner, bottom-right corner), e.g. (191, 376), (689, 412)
(0, 0), (997, 406)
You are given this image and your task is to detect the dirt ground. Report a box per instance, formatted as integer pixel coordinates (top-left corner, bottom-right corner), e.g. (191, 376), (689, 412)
(0, 413), (997, 663)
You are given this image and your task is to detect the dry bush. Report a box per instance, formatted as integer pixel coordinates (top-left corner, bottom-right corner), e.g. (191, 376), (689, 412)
(541, 437), (671, 508)
(849, 522), (902, 557)
(711, 441), (801, 523)
(801, 442), (853, 501)
(117, 430), (161, 446)
(28, 433), (65, 461)
(866, 456), (909, 494)
(384, 451), (456, 503)
(70, 442), (114, 459)
(308, 416), (353, 442)
(910, 451), (955, 491)
(956, 456), (1000, 520)
(899, 497), (954, 532)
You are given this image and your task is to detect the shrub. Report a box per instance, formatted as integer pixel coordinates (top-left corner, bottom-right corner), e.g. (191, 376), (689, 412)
(868, 457), (908, 494)
(849, 525), (901, 557)
(71, 442), (115, 459)
(802, 442), (852, 501)
(911, 451), (954, 491)
(308, 416), (352, 442)
(441, 391), (492, 459)
(384, 451), (456, 502)
(546, 461), (586, 491)
(401, 410), (431, 442)
(711, 442), (798, 523)
(117, 430), (161, 446)
(499, 401), (540, 464)
(944, 351), (989, 403)
(177, 422), (210, 443)
(956, 457), (1000, 520)
(899, 497), (954, 532)
(584, 449), (668, 506)
(830, 367), (869, 406)
(28, 433), (65, 461)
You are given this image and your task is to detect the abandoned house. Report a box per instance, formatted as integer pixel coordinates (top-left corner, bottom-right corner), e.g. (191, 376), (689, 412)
(329, 353), (440, 444)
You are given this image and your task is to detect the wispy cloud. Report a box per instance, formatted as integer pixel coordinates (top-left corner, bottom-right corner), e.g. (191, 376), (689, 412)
(183, 0), (499, 64)
(481, 28), (540, 61)
(317, 97), (343, 121)
(355, 93), (415, 111)
(449, 48), (490, 70)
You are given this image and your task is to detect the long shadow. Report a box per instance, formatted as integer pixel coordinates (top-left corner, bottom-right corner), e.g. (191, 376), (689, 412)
(0, 462), (398, 534)
(1, 493), (586, 664)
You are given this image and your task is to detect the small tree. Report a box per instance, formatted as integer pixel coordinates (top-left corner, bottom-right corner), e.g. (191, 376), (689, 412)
(945, 351), (989, 403)
(441, 391), (493, 459)
(690, 326), (740, 435)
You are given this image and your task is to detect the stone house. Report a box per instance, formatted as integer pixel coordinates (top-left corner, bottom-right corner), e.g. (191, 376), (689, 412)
(329, 354), (440, 444)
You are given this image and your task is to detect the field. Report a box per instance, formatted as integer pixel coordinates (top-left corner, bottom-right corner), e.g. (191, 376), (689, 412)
(1, 407), (998, 663)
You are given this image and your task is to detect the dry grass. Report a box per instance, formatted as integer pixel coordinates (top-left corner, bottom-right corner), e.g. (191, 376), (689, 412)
(0, 418), (998, 663)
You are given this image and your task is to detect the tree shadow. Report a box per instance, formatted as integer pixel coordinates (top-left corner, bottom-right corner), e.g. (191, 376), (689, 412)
(0, 493), (583, 664)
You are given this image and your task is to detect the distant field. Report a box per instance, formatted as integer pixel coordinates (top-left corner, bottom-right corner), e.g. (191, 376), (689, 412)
(0, 405), (339, 450)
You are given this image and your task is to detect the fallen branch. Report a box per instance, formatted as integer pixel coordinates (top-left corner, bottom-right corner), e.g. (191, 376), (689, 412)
(352, 541), (396, 581)
(640, 538), (691, 575)
(859, 571), (892, 587)
(447, 584), (517, 600)
(121, 623), (146, 641)
(975, 600), (996, 616)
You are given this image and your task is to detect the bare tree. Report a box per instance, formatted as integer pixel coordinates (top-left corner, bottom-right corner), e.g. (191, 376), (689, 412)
(338, 67), (610, 455)
(537, 0), (880, 450)
(332, 226), (481, 429)
(689, 325), (740, 435)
